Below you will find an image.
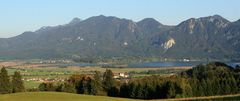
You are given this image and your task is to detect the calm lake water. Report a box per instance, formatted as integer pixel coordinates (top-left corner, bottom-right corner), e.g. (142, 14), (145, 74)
(58, 61), (240, 68)
(128, 61), (240, 68)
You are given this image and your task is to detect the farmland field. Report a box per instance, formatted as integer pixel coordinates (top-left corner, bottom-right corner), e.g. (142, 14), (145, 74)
(0, 60), (191, 89)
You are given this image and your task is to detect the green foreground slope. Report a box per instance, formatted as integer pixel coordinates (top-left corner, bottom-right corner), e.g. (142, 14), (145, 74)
(0, 92), (141, 101)
(1, 92), (240, 101)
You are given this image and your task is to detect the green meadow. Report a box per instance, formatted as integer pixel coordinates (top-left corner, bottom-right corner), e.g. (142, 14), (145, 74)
(0, 92), (141, 101)
(1, 92), (240, 101)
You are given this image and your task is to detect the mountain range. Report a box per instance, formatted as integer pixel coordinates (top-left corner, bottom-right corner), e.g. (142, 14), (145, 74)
(0, 15), (240, 61)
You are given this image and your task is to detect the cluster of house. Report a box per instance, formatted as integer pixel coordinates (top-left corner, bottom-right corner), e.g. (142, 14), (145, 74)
(22, 77), (65, 82)
(113, 72), (129, 79)
(22, 72), (129, 83)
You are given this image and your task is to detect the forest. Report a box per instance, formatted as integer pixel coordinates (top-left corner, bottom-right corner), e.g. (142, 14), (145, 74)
(1, 62), (240, 100)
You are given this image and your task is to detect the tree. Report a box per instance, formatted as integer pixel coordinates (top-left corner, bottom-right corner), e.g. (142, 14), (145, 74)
(142, 83), (150, 99)
(38, 83), (47, 91)
(0, 67), (11, 94)
(38, 82), (57, 91)
(102, 69), (116, 91)
(46, 83), (57, 91)
(200, 79), (207, 96)
(134, 83), (144, 99)
(55, 83), (64, 92)
(179, 78), (192, 97)
(155, 84), (164, 99)
(63, 82), (76, 93)
(93, 71), (102, 94)
(129, 81), (137, 98)
(205, 78), (213, 96)
(166, 81), (176, 98)
(229, 77), (238, 93)
(119, 83), (130, 98)
(87, 78), (97, 95)
(12, 71), (25, 93)
(76, 76), (88, 94)
(107, 86), (119, 97)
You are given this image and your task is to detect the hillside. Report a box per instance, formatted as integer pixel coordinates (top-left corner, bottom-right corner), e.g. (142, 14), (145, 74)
(0, 92), (141, 101)
(0, 92), (240, 101)
(0, 15), (240, 60)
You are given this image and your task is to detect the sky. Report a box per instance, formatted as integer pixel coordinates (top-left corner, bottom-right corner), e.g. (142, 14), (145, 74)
(0, 0), (239, 38)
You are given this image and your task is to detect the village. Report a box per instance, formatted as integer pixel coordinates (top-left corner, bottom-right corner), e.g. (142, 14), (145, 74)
(22, 72), (130, 84)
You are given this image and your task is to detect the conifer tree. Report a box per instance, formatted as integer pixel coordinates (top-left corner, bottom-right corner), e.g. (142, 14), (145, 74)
(102, 69), (116, 91)
(0, 67), (11, 94)
(63, 82), (76, 93)
(87, 78), (97, 95)
(12, 71), (25, 93)
(93, 71), (102, 94)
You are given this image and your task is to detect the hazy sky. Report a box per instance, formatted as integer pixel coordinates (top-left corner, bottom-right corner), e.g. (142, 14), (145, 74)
(0, 0), (239, 38)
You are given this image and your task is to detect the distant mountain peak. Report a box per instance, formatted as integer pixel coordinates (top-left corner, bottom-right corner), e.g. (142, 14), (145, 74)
(96, 15), (106, 17)
(212, 14), (223, 19)
(139, 18), (158, 22)
(86, 15), (121, 22)
(205, 15), (229, 23)
(91, 15), (110, 19)
(184, 15), (228, 23)
(179, 15), (230, 30)
(207, 15), (230, 28)
(137, 18), (164, 30)
(138, 18), (162, 25)
(69, 17), (81, 25)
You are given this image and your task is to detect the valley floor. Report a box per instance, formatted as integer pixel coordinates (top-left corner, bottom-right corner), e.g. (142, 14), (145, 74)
(0, 60), (191, 89)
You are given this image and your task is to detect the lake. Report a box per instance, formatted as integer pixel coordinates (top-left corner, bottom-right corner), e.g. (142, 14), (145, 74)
(128, 61), (240, 68)
(57, 61), (240, 68)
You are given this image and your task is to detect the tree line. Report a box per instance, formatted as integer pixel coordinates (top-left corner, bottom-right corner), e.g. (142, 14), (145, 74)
(38, 69), (119, 96)
(38, 62), (240, 99)
(0, 67), (25, 94)
(120, 62), (240, 99)
(1, 62), (240, 100)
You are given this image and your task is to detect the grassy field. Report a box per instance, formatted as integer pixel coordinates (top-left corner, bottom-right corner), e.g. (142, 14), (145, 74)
(0, 92), (240, 101)
(24, 81), (42, 89)
(0, 92), (142, 101)
(167, 94), (240, 101)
